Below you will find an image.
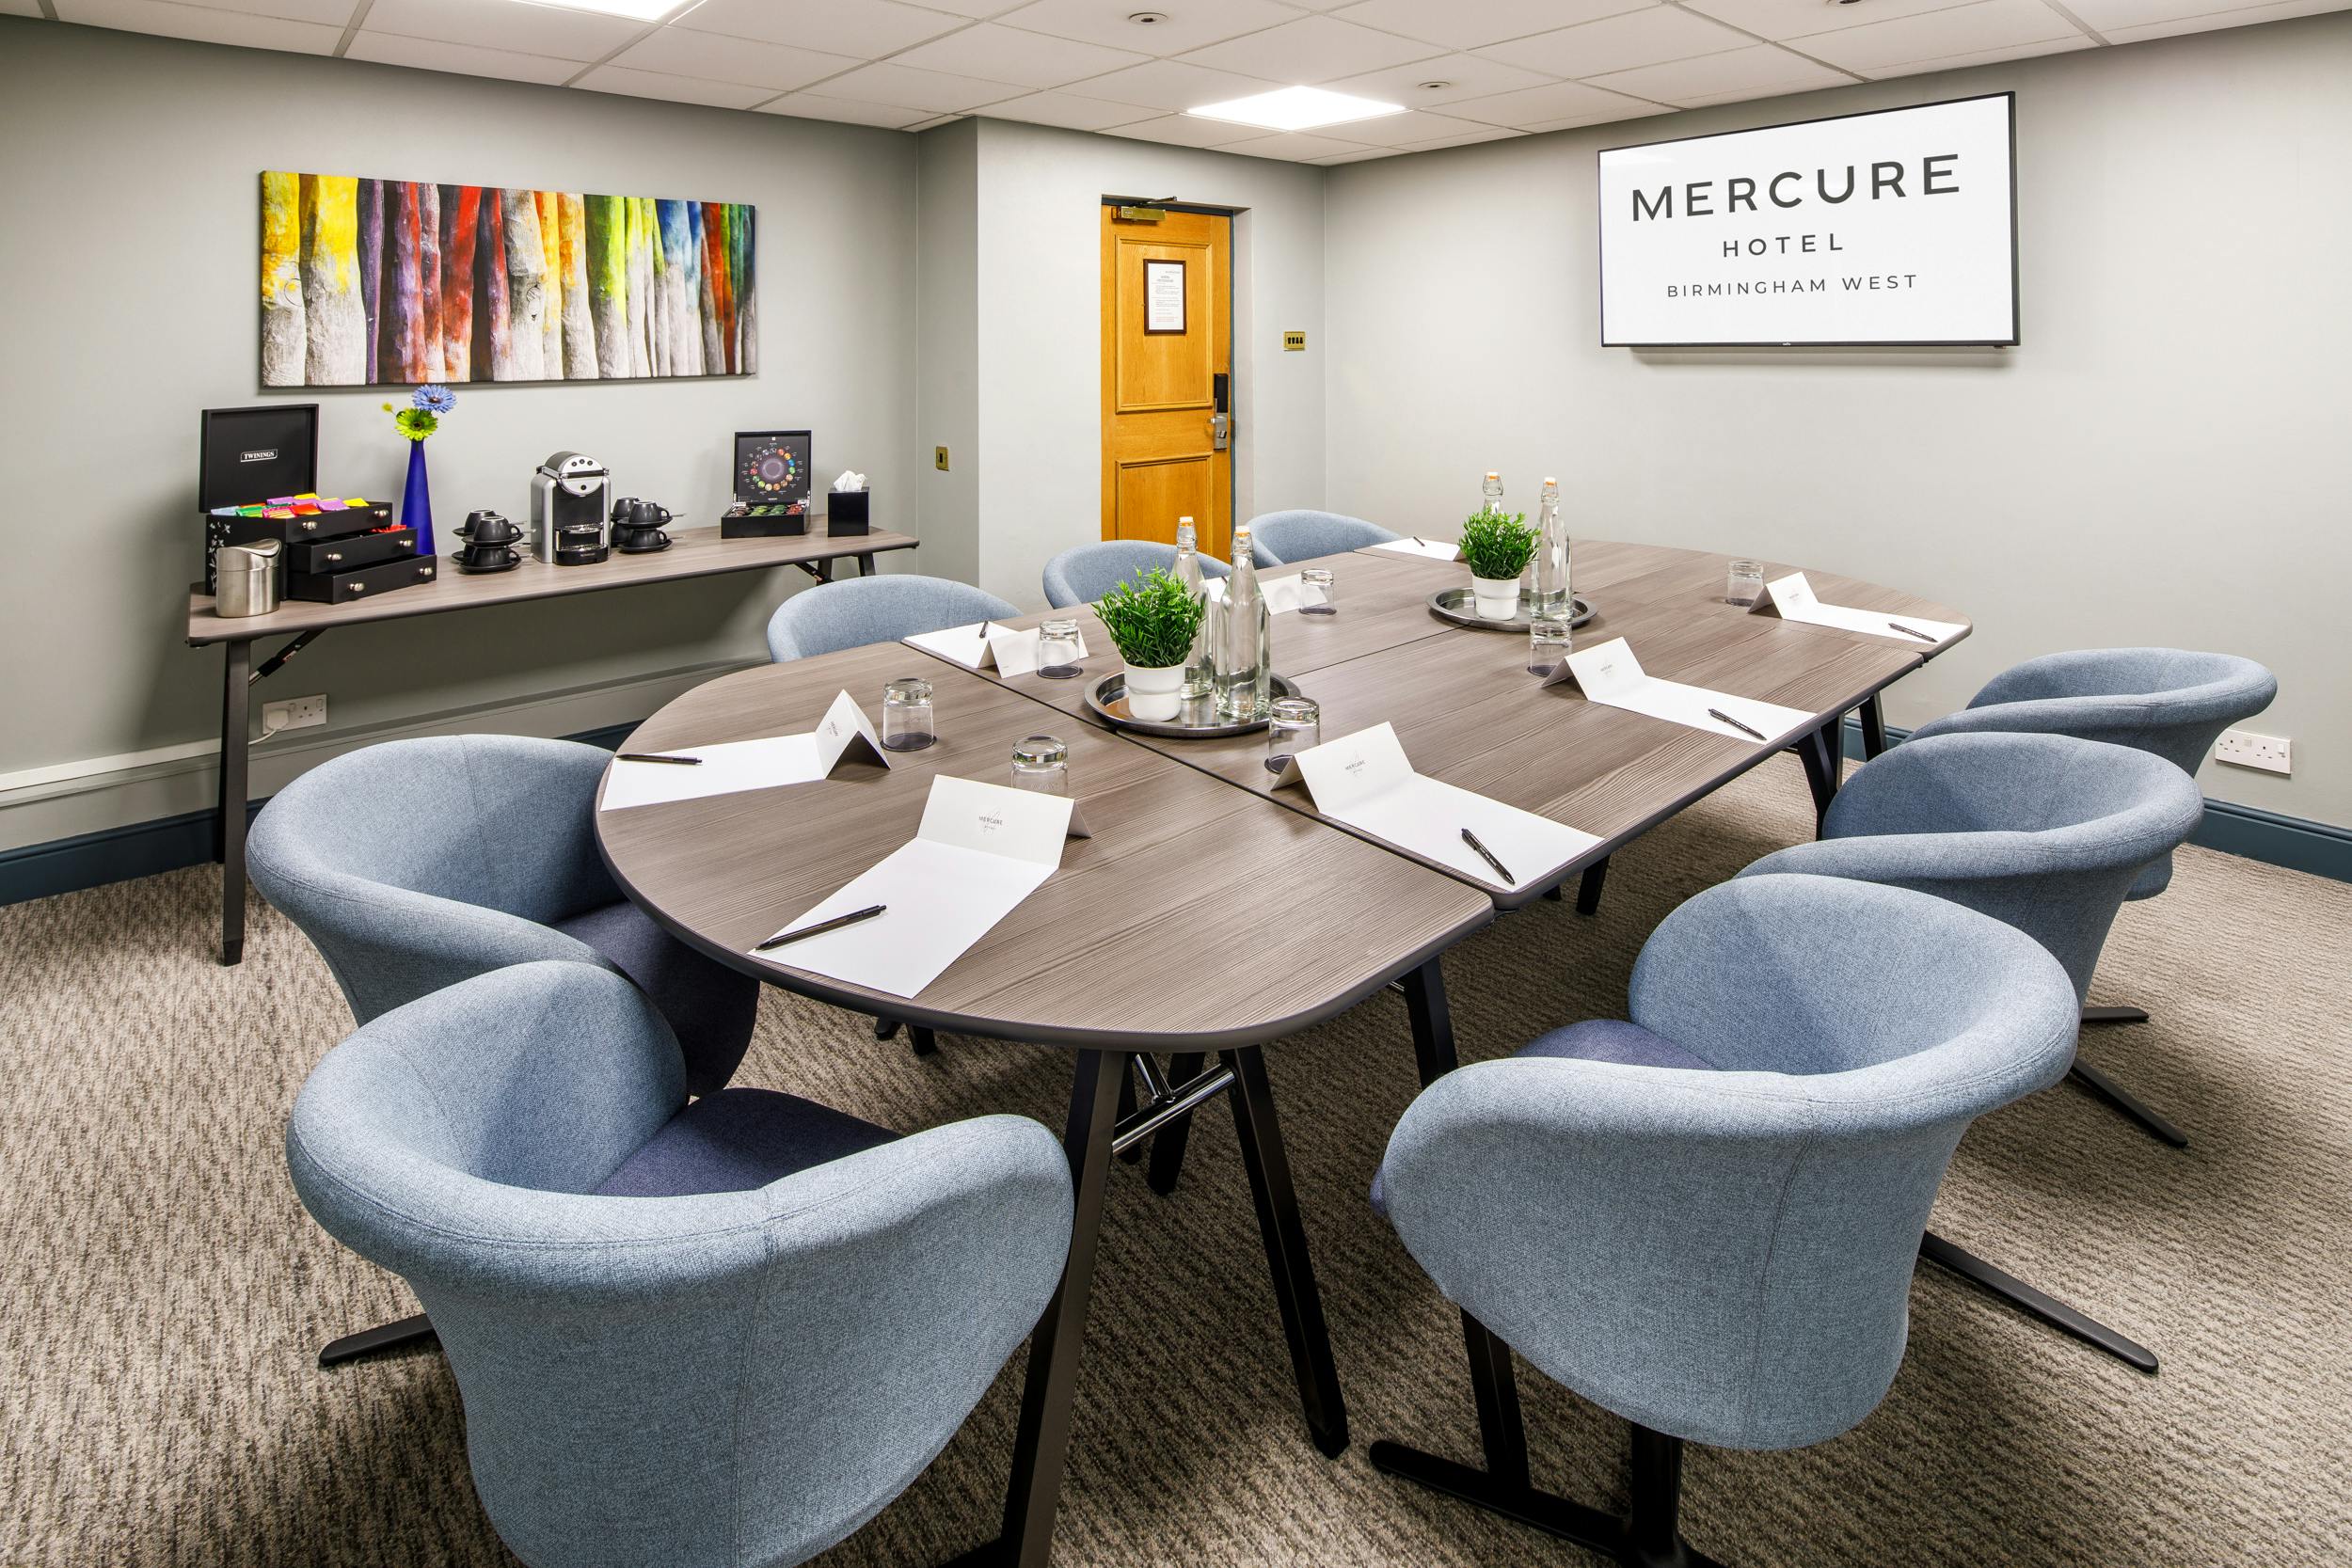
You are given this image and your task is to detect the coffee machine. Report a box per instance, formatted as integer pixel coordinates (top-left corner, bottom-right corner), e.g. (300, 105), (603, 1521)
(530, 451), (612, 565)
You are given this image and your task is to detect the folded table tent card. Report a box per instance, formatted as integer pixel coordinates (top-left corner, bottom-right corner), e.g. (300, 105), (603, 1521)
(1542, 635), (1817, 744)
(904, 621), (1091, 676)
(1756, 571), (1967, 646)
(1367, 537), (1463, 562)
(749, 774), (1075, 998)
(599, 689), (891, 811)
(1202, 574), (1312, 613)
(1266, 721), (1598, 894)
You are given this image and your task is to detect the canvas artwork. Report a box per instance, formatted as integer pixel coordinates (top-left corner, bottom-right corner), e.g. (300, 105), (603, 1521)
(260, 172), (755, 388)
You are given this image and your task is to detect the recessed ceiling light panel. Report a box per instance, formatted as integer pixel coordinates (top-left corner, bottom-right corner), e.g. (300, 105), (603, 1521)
(516, 0), (686, 22)
(1185, 86), (1405, 133)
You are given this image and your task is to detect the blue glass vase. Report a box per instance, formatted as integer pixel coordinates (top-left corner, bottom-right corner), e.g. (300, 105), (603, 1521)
(401, 440), (436, 555)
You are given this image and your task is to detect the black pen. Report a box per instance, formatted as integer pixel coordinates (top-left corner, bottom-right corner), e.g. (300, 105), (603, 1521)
(617, 752), (700, 766)
(1886, 621), (1936, 642)
(978, 620), (990, 639)
(755, 903), (887, 951)
(1460, 828), (1514, 884)
(1707, 707), (1767, 740)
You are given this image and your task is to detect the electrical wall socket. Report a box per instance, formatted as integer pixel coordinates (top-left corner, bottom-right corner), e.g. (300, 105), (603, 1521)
(262, 694), (326, 735)
(2215, 729), (2290, 775)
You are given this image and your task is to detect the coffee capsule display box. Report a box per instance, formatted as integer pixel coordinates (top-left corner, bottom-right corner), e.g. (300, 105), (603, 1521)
(199, 404), (398, 594)
(722, 429), (812, 538)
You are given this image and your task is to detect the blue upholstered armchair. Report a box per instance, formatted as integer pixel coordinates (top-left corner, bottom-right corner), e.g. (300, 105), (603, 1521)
(1369, 875), (2078, 1566)
(1248, 509), (1399, 563)
(288, 961), (1072, 1568)
(1041, 541), (1232, 608)
(248, 734), (762, 1364)
(765, 574), (1017, 662)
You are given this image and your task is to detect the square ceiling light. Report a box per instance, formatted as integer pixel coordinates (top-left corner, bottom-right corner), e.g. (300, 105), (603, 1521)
(1185, 86), (1405, 134)
(518, 0), (685, 22)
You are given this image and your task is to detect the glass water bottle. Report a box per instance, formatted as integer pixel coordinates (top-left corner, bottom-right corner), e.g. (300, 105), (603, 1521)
(1173, 517), (1214, 701)
(1214, 522), (1273, 723)
(1481, 471), (1505, 515)
(1529, 476), (1571, 618)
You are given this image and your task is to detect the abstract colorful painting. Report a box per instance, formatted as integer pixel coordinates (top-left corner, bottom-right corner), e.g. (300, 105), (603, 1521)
(260, 172), (755, 387)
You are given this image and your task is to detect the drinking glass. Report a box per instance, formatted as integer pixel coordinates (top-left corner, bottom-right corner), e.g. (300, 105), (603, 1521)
(1529, 617), (1573, 677)
(881, 676), (935, 751)
(1265, 696), (1322, 777)
(1037, 618), (1085, 680)
(1297, 567), (1337, 616)
(1724, 559), (1766, 608)
(1009, 734), (1070, 797)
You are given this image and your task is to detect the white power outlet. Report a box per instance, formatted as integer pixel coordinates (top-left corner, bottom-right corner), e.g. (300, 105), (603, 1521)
(2215, 729), (2291, 775)
(262, 694), (327, 735)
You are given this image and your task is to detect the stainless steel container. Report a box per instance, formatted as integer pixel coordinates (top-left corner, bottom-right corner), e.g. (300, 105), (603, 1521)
(216, 539), (281, 618)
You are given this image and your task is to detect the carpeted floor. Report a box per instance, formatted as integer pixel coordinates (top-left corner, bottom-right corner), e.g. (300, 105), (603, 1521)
(4, 758), (2349, 1568)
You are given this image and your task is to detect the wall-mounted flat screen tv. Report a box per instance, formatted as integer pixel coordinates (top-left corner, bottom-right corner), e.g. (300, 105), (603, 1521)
(1598, 93), (2017, 348)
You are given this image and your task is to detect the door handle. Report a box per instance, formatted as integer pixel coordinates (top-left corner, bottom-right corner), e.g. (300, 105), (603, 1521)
(1211, 372), (1231, 451)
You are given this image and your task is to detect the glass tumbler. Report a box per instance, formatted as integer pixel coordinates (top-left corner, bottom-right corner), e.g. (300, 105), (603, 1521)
(1037, 618), (1085, 680)
(881, 676), (935, 752)
(1529, 617), (1573, 677)
(1297, 567), (1337, 616)
(1265, 696), (1322, 777)
(1724, 559), (1766, 608)
(1009, 734), (1070, 797)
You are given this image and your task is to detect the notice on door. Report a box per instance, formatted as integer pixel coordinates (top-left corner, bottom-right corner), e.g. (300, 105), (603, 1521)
(1144, 259), (1186, 335)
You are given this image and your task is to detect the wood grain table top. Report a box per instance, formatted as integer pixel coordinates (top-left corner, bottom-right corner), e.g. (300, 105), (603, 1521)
(594, 641), (1493, 1050)
(186, 524), (917, 644)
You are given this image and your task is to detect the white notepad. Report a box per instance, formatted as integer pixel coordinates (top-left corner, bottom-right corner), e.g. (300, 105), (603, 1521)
(748, 775), (1073, 998)
(600, 690), (890, 811)
(1548, 637), (1814, 745)
(1277, 721), (1598, 893)
(904, 622), (1089, 676)
(1762, 572), (1965, 646)
(1369, 537), (1463, 562)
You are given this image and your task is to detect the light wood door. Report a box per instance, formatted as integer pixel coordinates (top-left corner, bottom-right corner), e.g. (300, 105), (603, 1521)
(1101, 206), (1232, 560)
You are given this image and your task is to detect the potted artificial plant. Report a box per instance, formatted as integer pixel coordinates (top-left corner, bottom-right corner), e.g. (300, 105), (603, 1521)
(1458, 509), (1538, 620)
(1096, 567), (1207, 721)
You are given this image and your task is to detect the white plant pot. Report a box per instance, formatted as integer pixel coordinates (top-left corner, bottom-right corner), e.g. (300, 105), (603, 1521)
(1122, 660), (1185, 721)
(1470, 575), (1521, 621)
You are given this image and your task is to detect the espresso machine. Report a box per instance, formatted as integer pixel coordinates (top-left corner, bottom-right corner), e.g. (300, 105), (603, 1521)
(530, 451), (612, 565)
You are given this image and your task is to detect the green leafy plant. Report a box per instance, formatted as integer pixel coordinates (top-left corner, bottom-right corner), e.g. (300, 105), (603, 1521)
(1458, 509), (1536, 579)
(1094, 566), (1207, 670)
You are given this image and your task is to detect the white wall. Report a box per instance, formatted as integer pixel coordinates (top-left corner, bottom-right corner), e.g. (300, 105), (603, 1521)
(967, 119), (1327, 609)
(1324, 15), (2352, 828)
(0, 19), (918, 849)
(916, 119), (981, 589)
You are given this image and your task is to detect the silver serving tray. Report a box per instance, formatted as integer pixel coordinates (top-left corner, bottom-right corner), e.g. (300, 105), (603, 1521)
(1426, 588), (1595, 633)
(1084, 673), (1304, 737)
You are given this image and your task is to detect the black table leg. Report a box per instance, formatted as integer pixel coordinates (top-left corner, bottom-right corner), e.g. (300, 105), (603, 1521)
(1859, 693), (1890, 760)
(1402, 957), (1457, 1085)
(1145, 1051), (1207, 1196)
(1574, 856), (1609, 917)
(1796, 722), (1839, 833)
(1222, 1044), (1349, 1458)
(217, 638), (251, 966)
(857, 551), (877, 577)
(948, 1051), (1123, 1568)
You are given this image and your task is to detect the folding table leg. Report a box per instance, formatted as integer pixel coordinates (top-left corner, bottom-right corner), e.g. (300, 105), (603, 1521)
(1145, 1052), (1207, 1196)
(1859, 693), (1890, 760)
(1402, 957), (1457, 1085)
(217, 638), (251, 966)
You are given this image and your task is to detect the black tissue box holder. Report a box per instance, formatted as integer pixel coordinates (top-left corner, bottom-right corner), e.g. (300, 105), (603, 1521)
(827, 490), (870, 536)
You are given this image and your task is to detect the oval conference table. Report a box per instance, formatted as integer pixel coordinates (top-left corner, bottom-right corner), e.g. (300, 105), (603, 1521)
(597, 540), (2102, 1567)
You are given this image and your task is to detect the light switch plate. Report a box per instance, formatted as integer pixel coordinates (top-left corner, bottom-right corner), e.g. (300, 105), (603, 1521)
(1283, 331), (1306, 351)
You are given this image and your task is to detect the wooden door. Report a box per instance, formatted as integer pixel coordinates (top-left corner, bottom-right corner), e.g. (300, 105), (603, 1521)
(1101, 205), (1232, 560)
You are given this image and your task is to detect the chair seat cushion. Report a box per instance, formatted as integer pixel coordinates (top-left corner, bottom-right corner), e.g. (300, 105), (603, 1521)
(1518, 1019), (1718, 1071)
(595, 1087), (898, 1197)
(554, 900), (760, 1099)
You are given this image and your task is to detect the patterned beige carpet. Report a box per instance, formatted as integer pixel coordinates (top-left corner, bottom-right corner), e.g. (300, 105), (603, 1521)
(4, 757), (2348, 1568)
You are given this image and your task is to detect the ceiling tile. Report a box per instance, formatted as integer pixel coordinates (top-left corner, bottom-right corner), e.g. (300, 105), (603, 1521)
(803, 60), (1030, 110)
(1329, 0), (1657, 50)
(2101, 0), (2352, 40)
(1489, 7), (1755, 78)
(1398, 122), (1528, 147)
(164, 0), (354, 23)
(345, 31), (580, 83)
(671, 0), (964, 56)
(0, 0), (44, 15)
(993, 0), (1301, 55)
(977, 89), (1159, 128)
(1680, 0), (1988, 40)
(758, 93), (933, 126)
(2064, 0), (2340, 28)
(903, 0), (1027, 15)
(1178, 14), (1442, 80)
(1325, 51), (1560, 105)
(1520, 101), (1673, 130)
(1067, 56), (1279, 108)
(1585, 41), (1851, 101)
(52, 0), (342, 51)
(1312, 147), (1407, 163)
(1313, 107), (1497, 144)
(1103, 112), (1274, 146)
(359, 0), (642, 61)
(906, 113), (968, 129)
(572, 63), (776, 108)
(612, 27), (860, 91)
(1794, 0), (2079, 69)
(888, 22), (1149, 87)
(1221, 130), (1386, 159)
(1441, 77), (1663, 126)
(1854, 32), (2092, 73)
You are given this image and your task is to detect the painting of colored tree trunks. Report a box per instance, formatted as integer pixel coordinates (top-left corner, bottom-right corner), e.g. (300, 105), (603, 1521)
(261, 172), (755, 387)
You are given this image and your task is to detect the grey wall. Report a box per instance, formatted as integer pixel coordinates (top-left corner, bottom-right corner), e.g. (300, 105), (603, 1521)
(916, 119), (981, 590)
(0, 18), (919, 849)
(1324, 15), (2352, 829)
